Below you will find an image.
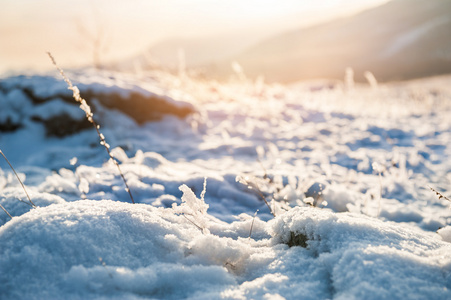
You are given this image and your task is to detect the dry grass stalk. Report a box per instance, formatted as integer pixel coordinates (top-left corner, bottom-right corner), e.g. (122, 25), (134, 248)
(0, 203), (13, 219)
(47, 52), (135, 204)
(0, 149), (36, 208)
(237, 176), (275, 217)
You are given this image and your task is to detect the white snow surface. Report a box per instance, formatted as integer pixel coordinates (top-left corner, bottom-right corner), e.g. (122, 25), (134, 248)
(1, 69), (451, 299)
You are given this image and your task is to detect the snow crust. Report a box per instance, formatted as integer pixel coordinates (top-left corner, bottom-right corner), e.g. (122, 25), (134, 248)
(1, 201), (450, 299)
(1, 69), (451, 299)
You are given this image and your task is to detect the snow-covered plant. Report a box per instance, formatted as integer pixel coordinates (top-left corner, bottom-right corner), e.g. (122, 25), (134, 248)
(173, 178), (210, 234)
(231, 61), (247, 82)
(0, 149), (36, 208)
(78, 178), (90, 199)
(47, 52), (134, 204)
(364, 71), (378, 89)
(70, 157), (88, 199)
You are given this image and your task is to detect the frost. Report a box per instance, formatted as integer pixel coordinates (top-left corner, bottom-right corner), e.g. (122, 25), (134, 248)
(174, 179), (210, 234)
(69, 157), (78, 166)
(78, 178), (89, 195)
(79, 100), (93, 120)
(110, 147), (128, 163)
(437, 226), (451, 243)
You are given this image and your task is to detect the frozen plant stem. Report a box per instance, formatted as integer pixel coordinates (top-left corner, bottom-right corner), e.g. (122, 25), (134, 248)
(253, 185), (275, 217)
(47, 52), (135, 204)
(0, 150), (36, 208)
(428, 186), (451, 202)
(238, 176), (275, 217)
(248, 209), (258, 239)
(0, 203), (13, 219)
(182, 214), (203, 232)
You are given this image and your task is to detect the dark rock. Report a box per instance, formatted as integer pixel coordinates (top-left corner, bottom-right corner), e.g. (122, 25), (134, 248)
(0, 75), (196, 137)
(31, 114), (92, 138)
(83, 90), (194, 124)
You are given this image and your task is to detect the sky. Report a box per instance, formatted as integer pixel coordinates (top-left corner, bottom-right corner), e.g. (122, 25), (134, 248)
(0, 0), (390, 74)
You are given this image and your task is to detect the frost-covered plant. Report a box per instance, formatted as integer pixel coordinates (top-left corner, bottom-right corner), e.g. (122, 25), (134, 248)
(70, 157), (88, 199)
(364, 71), (378, 90)
(231, 61), (247, 83)
(429, 186), (451, 203)
(47, 52), (134, 204)
(248, 209), (259, 239)
(173, 178), (210, 234)
(0, 149), (36, 208)
(345, 67), (355, 91)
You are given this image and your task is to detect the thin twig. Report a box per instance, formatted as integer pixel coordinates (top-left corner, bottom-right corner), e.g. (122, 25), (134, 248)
(16, 197), (35, 209)
(0, 150), (36, 208)
(0, 203), (13, 219)
(182, 214), (203, 232)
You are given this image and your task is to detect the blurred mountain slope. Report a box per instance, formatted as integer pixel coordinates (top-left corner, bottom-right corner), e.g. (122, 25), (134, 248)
(231, 0), (451, 82)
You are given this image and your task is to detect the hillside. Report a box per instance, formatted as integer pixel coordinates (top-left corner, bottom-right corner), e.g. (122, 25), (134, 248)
(228, 0), (451, 82)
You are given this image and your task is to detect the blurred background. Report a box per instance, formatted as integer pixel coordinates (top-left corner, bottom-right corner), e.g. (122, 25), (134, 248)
(1, 0), (450, 82)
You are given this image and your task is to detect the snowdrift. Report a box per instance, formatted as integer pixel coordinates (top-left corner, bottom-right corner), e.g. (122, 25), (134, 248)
(1, 201), (450, 299)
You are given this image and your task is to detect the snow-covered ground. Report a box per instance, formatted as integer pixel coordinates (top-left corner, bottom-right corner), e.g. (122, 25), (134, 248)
(0, 69), (451, 299)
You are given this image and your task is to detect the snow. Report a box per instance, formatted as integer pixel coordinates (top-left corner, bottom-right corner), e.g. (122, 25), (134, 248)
(438, 226), (451, 242)
(270, 207), (450, 299)
(1, 69), (451, 299)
